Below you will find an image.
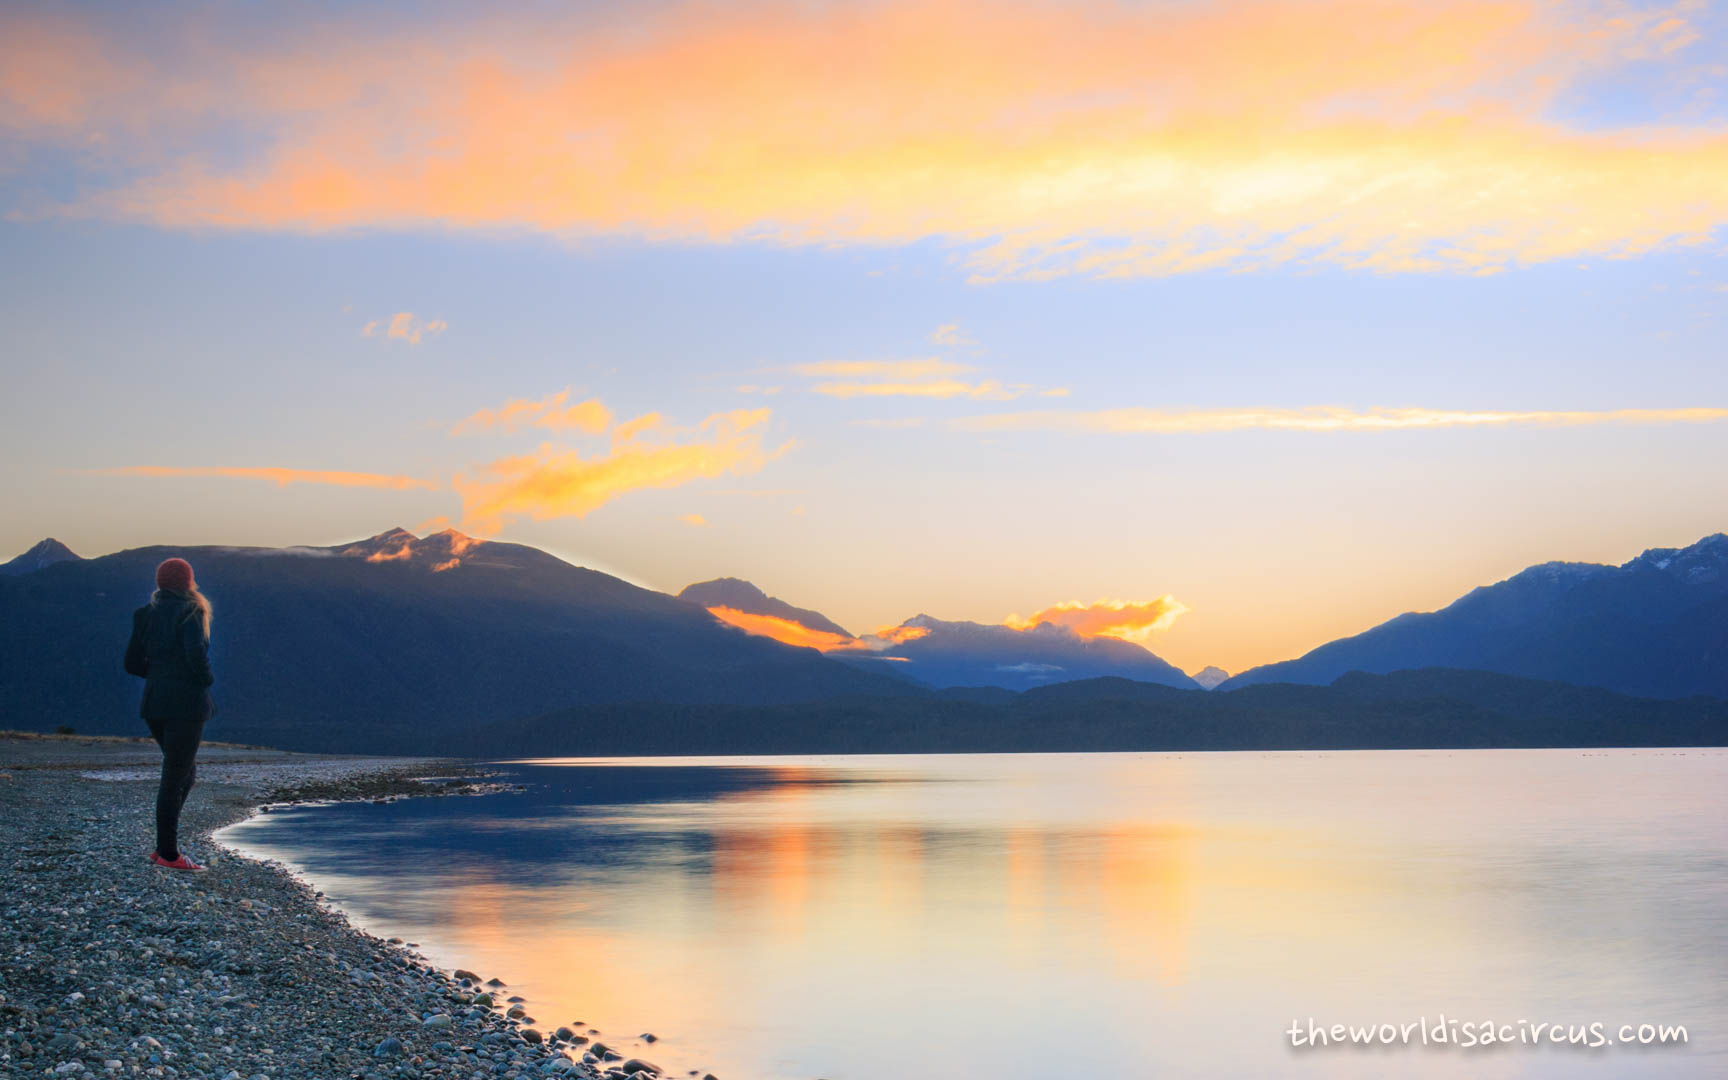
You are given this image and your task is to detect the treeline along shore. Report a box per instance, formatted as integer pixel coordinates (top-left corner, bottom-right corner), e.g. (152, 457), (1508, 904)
(438, 669), (1728, 758)
(0, 735), (695, 1080)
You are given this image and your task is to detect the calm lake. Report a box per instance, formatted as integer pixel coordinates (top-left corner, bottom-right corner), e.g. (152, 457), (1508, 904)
(219, 751), (1728, 1079)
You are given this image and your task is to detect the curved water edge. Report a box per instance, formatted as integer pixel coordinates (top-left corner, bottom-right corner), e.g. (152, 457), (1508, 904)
(218, 750), (1728, 1080)
(215, 760), (713, 1078)
(0, 742), (609, 1079)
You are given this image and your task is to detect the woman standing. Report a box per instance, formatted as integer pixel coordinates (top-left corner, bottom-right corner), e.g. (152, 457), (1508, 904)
(123, 557), (216, 871)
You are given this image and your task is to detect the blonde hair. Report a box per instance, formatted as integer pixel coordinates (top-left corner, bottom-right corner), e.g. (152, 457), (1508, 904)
(184, 585), (213, 636)
(155, 584), (213, 636)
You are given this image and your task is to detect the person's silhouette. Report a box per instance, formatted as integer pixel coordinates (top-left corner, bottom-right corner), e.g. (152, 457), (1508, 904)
(124, 557), (216, 870)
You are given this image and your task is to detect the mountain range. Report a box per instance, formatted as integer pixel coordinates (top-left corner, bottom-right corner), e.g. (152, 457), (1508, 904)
(0, 527), (914, 751)
(681, 578), (1200, 691)
(1220, 533), (1728, 699)
(1, 527), (1723, 753)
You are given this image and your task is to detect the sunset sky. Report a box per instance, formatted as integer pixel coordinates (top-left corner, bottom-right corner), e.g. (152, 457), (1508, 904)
(3, 0), (1726, 674)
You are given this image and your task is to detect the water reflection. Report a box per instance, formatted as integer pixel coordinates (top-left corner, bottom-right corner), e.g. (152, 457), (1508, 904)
(221, 751), (1728, 1080)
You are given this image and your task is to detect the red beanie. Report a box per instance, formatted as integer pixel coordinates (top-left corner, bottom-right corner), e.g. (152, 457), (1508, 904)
(155, 558), (195, 592)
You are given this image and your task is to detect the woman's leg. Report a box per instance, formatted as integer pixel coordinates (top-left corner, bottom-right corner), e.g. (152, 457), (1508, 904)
(154, 717), (205, 860)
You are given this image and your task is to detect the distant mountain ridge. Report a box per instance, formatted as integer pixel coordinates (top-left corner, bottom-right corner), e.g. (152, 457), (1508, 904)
(839, 612), (1201, 691)
(1221, 533), (1728, 699)
(678, 578), (854, 638)
(0, 537), (81, 576)
(0, 527), (916, 752)
(679, 578), (1200, 691)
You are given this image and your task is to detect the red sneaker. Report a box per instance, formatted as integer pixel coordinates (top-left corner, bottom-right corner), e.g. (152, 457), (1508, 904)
(149, 851), (205, 871)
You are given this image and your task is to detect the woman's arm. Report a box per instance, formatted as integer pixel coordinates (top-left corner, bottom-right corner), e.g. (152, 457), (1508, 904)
(178, 613), (214, 687)
(123, 609), (149, 678)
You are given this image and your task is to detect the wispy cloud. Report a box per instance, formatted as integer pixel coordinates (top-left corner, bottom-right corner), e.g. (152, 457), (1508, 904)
(792, 357), (1033, 400)
(1005, 597), (1190, 644)
(815, 378), (1024, 401)
(792, 359), (972, 380)
(89, 397), (789, 531)
(362, 312), (446, 345)
(89, 466), (436, 490)
(850, 417), (927, 428)
(931, 323), (975, 346)
(9, 1), (1724, 279)
(453, 408), (787, 532)
(450, 389), (611, 435)
(953, 406), (1728, 434)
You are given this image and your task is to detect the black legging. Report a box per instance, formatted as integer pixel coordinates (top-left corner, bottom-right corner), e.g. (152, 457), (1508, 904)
(146, 715), (204, 860)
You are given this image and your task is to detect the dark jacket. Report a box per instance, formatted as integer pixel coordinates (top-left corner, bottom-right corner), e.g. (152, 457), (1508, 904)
(124, 589), (215, 723)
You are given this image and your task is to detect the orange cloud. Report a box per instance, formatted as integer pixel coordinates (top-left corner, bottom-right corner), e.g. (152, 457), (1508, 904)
(1005, 597), (1191, 644)
(792, 359), (972, 380)
(362, 312), (446, 344)
(707, 606), (858, 651)
(453, 408), (784, 532)
(451, 389), (612, 435)
(681, 513), (708, 527)
(366, 540), (415, 563)
(813, 378), (1022, 400)
(792, 357), (1038, 400)
(705, 610), (939, 653)
(611, 412), (666, 447)
(955, 405), (1728, 434)
(870, 624), (932, 646)
(9, 1), (1724, 278)
(92, 465), (436, 490)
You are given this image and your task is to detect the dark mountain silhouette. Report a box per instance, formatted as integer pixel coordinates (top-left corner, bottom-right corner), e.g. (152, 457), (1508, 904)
(1221, 533), (1728, 698)
(678, 577), (854, 638)
(444, 668), (1728, 757)
(6, 527), (1724, 754)
(0, 527), (917, 752)
(1, 538), (82, 576)
(839, 613), (1201, 691)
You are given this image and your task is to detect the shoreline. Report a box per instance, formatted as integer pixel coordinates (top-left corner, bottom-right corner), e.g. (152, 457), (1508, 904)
(0, 736), (675, 1080)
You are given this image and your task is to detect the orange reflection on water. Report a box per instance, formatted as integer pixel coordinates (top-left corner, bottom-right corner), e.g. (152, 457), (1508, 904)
(1091, 824), (1195, 987)
(708, 770), (835, 938)
(408, 870), (713, 1058)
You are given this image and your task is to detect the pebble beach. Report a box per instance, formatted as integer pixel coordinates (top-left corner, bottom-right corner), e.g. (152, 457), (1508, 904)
(0, 734), (692, 1080)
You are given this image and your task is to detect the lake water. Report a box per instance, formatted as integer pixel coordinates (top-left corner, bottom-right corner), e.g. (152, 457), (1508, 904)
(219, 751), (1728, 1079)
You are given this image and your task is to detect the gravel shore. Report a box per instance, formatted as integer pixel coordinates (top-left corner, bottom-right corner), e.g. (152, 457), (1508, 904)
(0, 735), (681, 1080)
